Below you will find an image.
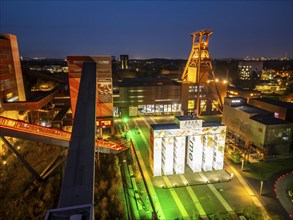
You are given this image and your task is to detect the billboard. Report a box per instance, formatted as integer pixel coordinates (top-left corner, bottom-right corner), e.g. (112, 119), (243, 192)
(97, 77), (112, 103)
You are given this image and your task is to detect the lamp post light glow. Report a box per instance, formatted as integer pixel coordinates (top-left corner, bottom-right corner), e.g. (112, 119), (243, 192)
(3, 160), (7, 171)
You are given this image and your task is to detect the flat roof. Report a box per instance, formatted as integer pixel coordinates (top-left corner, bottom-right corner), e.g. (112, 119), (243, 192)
(202, 122), (224, 127)
(252, 98), (293, 109)
(175, 115), (201, 121)
(250, 115), (291, 125)
(151, 124), (179, 130)
(228, 85), (260, 93)
(235, 105), (271, 115)
(113, 77), (180, 87)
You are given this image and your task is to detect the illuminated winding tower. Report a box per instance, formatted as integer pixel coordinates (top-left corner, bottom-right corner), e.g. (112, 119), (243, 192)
(181, 30), (225, 116)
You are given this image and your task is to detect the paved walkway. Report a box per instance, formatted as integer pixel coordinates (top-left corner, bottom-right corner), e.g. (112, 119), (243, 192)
(275, 172), (293, 219)
(226, 160), (271, 219)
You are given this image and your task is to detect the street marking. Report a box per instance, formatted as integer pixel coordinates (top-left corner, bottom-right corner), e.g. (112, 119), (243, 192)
(179, 175), (207, 217)
(227, 163), (271, 219)
(162, 176), (189, 218)
(135, 117), (190, 219)
(131, 119), (166, 219)
(198, 172), (234, 212)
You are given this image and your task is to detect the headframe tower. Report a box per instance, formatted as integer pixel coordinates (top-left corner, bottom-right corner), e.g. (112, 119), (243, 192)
(181, 30), (224, 116)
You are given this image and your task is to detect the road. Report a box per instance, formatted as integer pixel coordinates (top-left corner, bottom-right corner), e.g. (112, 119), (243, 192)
(119, 115), (268, 219)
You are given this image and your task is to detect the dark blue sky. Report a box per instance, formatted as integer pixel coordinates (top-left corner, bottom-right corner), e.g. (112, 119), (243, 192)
(1, 1), (292, 59)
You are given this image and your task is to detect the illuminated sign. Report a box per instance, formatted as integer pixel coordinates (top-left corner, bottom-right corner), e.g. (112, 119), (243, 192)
(231, 99), (241, 103)
(97, 77), (112, 103)
(179, 119), (202, 129)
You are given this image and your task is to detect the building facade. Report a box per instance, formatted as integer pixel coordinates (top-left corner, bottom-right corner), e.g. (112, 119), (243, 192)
(238, 61), (263, 80)
(226, 86), (261, 101)
(67, 56), (114, 134)
(0, 34), (26, 113)
(113, 78), (182, 117)
(150, 116), (226, 176)
(222, 97), (293, 157)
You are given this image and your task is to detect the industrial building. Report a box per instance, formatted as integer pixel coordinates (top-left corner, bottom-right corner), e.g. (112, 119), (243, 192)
(222, 97), (293, 157)
(248, 97), (293, 122)
(67, 56), (115, 135)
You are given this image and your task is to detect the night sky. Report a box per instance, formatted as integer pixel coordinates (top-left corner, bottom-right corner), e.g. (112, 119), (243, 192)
(0, 1), (292, 59)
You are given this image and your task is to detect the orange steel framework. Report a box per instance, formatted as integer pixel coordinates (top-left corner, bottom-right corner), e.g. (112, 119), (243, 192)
(181, 30), (223, 116)
(0, 116), (127, 152)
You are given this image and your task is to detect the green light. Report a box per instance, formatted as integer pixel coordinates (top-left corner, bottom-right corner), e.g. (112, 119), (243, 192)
(123, 117), (128, 123)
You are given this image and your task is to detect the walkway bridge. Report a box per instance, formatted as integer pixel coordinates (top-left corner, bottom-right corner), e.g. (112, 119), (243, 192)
(0, 116), (128, 153)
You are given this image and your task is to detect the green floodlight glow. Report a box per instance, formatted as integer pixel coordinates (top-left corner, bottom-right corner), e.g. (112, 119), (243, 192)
(123, 117), (128, 123)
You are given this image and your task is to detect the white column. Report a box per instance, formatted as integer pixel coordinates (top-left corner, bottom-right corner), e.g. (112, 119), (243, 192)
(174, 136), (186, 174)
(202, 134), (214, 171)
(153, 137), (162, 176)
(162, 137), (174, 175)
(187, 135), (203, 172)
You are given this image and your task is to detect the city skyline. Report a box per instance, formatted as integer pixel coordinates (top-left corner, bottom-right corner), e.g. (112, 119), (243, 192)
(0, 1), (292, 59)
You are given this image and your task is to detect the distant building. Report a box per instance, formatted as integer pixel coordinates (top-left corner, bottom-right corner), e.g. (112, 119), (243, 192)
(238, 61), (263, 80)
(150, 116), (226, 176)
(227, 85), (261, 101)
(67, 56), (114, 134)
(113, 76), (227, 117)
(0, 34), (26, 112)
(222, 97), (293, 157)
(254, 82), (287, 95)
(113, 78), (182, 117)
(120, 55), (129, 70)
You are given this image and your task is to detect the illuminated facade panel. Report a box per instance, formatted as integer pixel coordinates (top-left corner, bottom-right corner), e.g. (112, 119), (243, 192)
(187, 135), (203, 172)
(153, 137), (162, 176)
(174, 136), (186, 174)
(150, 116), (226, 176)
(213, 133), (225, 170)
(162, 137), (174, 175)
(202, 134), (214, 171)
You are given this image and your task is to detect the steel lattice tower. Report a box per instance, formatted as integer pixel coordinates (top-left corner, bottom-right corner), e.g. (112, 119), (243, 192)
(181, 30), (224, 116)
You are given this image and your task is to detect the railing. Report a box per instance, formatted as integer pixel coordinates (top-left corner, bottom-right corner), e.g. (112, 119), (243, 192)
(0, 116), (71, 140)
(0, 116), (128, 152)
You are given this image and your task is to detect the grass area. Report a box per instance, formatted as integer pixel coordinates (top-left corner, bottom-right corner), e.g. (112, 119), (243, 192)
(241, 158), (293, 180)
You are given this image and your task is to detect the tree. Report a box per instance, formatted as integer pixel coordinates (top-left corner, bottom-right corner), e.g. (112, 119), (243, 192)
(243, 204), (264, 220)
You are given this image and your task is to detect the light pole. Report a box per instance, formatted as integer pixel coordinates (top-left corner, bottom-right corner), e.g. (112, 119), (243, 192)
(241, 158), (245, 170)
(3, 160), (7, 171)
(260, 180), (264, 195)
(17, 146), (21, 154)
